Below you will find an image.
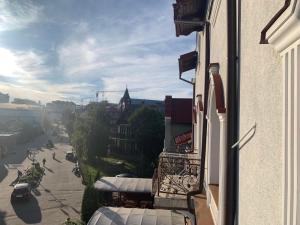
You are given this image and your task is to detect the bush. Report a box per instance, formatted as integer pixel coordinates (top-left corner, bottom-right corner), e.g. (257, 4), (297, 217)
(62, 218), (85, 225)
(81, 186), (103, 223)
(19, 164), (45, 188)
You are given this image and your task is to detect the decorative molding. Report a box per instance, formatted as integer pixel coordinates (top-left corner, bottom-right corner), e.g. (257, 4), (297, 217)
(266, 0), (300, 53)
(206, 64), (227, 225)
(265, 2), (300, 224)
(282, 40), (300, 225)
(208, 0), (222, 27)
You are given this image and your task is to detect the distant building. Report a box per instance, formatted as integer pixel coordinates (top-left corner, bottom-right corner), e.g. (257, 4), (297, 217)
(0, 92), (9, 103)
(46, 100), (76, 122)
(0, 103), (42, 124)
(110, 88), (164, 154)
(12, 98), (38, 105)
(164, 96), (192, 153)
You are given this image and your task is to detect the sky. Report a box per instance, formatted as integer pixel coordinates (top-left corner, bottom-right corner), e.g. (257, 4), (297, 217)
(0, 0), (196, 104)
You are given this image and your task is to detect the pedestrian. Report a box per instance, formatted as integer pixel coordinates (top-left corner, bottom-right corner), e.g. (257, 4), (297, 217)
(42, 158), (46, 167)
(52, 152), (55, 159)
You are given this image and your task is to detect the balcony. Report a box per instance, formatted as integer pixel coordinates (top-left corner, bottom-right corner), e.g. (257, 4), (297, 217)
(153, 151), (200, 209)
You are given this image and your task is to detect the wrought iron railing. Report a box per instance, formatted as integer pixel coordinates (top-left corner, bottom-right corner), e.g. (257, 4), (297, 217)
(157, 152), (200, 195)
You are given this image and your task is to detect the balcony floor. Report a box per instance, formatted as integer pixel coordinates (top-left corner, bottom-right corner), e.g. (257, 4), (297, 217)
(193, 194), (214, 225)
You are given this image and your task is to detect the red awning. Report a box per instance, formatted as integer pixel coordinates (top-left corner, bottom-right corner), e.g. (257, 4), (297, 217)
(174, 130), (192, 145)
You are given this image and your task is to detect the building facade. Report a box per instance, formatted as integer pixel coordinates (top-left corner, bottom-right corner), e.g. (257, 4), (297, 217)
(167, 0), (300, 225)
(164, 95), (193, 153)
(110, 88), (164, 154)
(0, 92), (9, 103)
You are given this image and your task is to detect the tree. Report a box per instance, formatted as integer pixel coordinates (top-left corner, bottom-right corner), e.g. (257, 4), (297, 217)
(71, 102), (111, 162)
(81, 186), (102, 223)
(129, 106), (164, 163)
(62, 108), (75, 134)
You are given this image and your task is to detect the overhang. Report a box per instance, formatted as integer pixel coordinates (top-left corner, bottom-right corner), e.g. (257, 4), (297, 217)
(94, 177), (152, 194)
(88, 207), (188, 225)
(173, 0), (207, 36)
(179, 51), (198, 75)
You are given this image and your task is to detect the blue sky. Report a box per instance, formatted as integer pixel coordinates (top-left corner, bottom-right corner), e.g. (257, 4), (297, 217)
(0, 0), (195, 104)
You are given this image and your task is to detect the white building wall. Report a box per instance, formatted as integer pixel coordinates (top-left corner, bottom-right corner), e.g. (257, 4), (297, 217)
(239, 1), (283, 225)
(194, 1), (284, 225)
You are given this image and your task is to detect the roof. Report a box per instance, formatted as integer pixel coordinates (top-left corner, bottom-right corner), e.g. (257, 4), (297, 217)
(0, 103), (42, 111)
(165, 96), (192, 124)
(14, 183), (29, 189)
(131, 98), (163, 106)
(88, 207), (187, 225)
(119, 88), (131, 104)
(173, 0), (207, 36)
(94, 177), (152, 193)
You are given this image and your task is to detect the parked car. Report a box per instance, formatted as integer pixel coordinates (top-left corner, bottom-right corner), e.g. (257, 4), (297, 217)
(46, 140), (54, 148)
(11, 183), (31, 201)
(115, 173), (137, 178)
(65, 151), (77, 161)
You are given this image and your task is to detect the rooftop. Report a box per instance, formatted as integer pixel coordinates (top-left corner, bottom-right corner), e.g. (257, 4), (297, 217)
(0, 103), (42, 111)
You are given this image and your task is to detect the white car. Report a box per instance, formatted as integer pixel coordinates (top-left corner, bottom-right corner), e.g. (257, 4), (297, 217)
(11, 183), (31, 201)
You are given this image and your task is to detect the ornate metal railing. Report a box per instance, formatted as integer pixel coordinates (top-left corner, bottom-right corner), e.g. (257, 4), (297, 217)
(157, 152), (200, 195)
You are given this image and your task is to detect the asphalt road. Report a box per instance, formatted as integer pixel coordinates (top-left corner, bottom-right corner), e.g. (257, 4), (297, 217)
(0, 125), (84, 225)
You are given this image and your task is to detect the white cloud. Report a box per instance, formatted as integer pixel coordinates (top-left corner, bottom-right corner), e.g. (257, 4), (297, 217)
(0, 0), (194, 104)
(0, 47), (47, 81)
(0, 47), (97, 103)
(0, 0), (42, 32)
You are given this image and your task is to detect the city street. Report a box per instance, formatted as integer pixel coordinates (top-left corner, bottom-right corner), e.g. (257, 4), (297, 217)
(0, 125), (84, 225)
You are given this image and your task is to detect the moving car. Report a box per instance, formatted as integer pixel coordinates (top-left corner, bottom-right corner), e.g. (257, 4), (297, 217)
(11, 183), (31, 201)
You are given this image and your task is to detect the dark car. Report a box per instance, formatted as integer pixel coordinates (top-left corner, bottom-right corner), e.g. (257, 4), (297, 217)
(66, 151), (77, 161)
(115, 173), (137, 178)
(11, 183), (31, 201)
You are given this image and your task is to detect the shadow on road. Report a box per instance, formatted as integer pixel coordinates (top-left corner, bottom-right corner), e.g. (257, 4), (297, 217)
(44, 166), (54, 173)
(0, 210), (7, 225)
(11, 196), (42, 224)
(32, 188), (41, 196)
(54, 158), (62, 163)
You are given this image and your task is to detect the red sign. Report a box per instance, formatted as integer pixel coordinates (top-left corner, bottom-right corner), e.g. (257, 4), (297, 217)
(174, 130), (192, 145)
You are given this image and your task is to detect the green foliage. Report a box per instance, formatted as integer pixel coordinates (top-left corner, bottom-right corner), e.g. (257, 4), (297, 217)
(71, 103), (111, 162)
(62, 108), (75, 135)
(19, 164), (45, 188)
(81, 186), (103, 223)
(62, 218), (85, 225)
(129, 107), (164, 161)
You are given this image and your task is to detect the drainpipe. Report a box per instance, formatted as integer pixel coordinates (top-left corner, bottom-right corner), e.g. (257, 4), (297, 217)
(226, 0), (239, 224)
(260, 0), (291, 44)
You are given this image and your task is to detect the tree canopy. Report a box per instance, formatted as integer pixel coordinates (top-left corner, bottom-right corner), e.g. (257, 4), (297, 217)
(129, 106), (164, 162)
(71, 103), (111, 161)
